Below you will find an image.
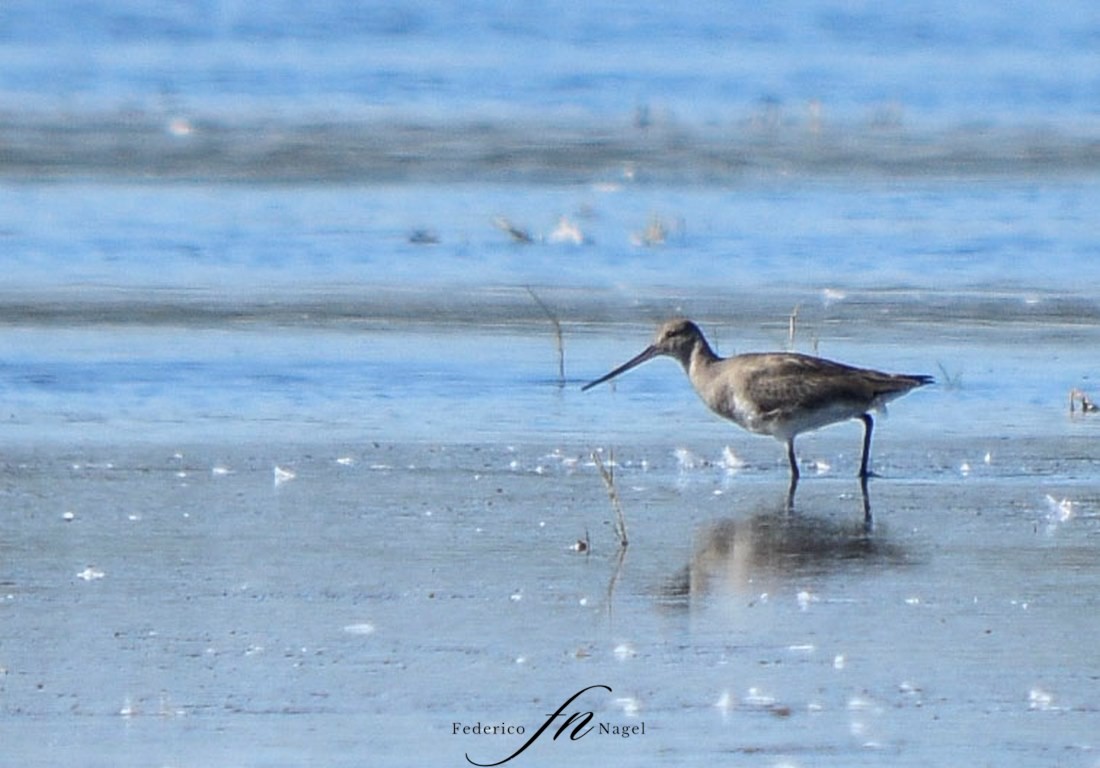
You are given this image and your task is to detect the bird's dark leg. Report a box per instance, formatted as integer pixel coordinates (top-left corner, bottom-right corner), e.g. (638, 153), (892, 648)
(786, 471), (799, 513)
(784, 438), (800, 512)
(859, 473), (872, 532)
(786, 438), (800, 481)
(858, 413), (875, 478)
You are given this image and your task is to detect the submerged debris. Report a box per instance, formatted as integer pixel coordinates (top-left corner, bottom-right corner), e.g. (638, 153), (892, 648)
(1069, 388), (1098, 413)
(548, 215), (585, 245)
(631, 214), (668, 247)
(492, 216), (534, 243)
(408, 228), (440, 245)
(571, 528), (591, 554)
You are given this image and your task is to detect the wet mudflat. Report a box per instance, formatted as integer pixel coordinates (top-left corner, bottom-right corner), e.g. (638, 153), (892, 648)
(2, 314), (1099, 767)
(3, 2), (1100, 764)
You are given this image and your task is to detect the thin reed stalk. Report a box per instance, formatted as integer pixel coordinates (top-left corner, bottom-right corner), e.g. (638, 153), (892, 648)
(592, 449), (628, 548)
(526, 286), (565, 386)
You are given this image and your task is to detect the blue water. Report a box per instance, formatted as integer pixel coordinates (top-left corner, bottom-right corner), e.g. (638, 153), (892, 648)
(1, 180), (1098, 294)
(2, 1), (1099, 124)
(0, 176), (1096, 447)
(3, 3), (1100, 767)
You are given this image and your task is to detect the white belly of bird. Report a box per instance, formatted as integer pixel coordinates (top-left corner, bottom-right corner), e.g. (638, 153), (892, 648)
(748, 400), (870, 443)
(784, 401), (868, 437)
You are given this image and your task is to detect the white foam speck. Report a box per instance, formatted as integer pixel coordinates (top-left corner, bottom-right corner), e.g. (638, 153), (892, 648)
(674, 447), (707, 470)
(167, 116), (194, 137)
(615, 696), (640, 716)
(743, 687), (776, 708)
(613, 643), (637, 660)
(274, 466), (296, 485)
(1028, 687), (1058, 711)
(715, 690), (733, 713)
(797, 590), (818, 610)
(76, 566), (105, 581)
(1044, 494), (1075, 524)
(720, 446), (745, 472)
(847, 694), (878, 712)
(343, 622), (376, 636)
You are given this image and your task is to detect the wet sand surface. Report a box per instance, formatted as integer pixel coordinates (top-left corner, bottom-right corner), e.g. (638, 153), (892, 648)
(2, 310), (1099, 767)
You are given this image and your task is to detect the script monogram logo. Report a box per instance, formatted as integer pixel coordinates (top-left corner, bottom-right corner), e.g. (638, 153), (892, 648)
(465, 684), (611, 766)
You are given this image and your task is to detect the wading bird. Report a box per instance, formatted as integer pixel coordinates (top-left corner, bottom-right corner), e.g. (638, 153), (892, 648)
(583, 319), (932, 482)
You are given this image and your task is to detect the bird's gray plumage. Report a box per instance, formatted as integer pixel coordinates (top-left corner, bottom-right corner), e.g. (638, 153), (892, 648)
(583, 318), (932, 479)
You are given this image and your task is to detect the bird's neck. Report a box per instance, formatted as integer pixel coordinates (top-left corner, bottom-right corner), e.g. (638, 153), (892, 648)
(680, 336), (719, 373)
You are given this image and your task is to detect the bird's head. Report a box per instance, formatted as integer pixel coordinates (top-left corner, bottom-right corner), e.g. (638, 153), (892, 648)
(582, 318), (705, 391)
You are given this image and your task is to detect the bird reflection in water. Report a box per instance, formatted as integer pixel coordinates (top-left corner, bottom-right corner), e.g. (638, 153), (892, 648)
(787, 472), (870, 523)
(661, 486), (906, 604)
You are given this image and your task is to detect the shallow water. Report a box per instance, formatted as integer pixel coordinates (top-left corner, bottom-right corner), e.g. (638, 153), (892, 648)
(2, 179), (1100, 767)
(2, 294), (1100, 766)
(2, 443), (1100, 767)
(3, 2), (1100, 765)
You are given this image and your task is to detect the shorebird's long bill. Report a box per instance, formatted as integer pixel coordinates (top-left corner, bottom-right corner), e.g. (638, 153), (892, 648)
(581, 345), (661, 391)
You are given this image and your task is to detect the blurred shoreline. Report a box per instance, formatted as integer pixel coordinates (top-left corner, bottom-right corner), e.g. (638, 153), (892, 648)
(1, 283), (1098, 335)
(2, 110), (1098, 183)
